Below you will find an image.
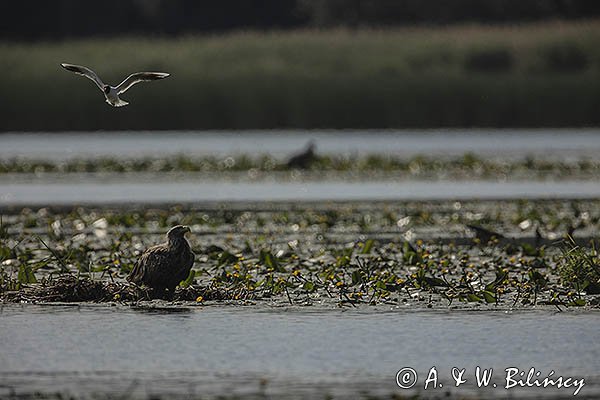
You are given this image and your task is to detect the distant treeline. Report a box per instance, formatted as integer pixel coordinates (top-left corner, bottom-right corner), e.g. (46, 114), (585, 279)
(2, 0), (600, 40)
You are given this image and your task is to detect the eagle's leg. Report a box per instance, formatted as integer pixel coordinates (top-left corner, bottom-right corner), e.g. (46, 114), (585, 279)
(151, 287), (168, 300)
(166, 286), (178, 300)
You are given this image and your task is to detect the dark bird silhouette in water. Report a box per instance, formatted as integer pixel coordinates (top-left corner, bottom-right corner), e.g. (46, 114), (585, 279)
(286, 140), (317, 169)
(127, 225), (194, 298)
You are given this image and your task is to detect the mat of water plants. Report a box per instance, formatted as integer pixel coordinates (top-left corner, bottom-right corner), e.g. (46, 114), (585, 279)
(2, 152), (600, 180)
(1, 199), (599, 310)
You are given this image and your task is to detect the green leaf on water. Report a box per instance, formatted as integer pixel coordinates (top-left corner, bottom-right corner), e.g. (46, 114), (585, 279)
(336, 255), (351, 268)
(521, 243), (542, 257)
(351, 270), (362, 286)
(260, 249), (284, 271)
(17, 264), (37, 284)
(360, 239), (375, 254)
(528, 269), (547, 288)
(482, 290), (496, 303)
(303, 281), (315, 292)
(180, 269), (196, 288)
(375, 280), (387, 290)
(466, 293), (482, 302)
(423, 276), (447, 287)
(402, 241), (421, 266)
(217, 250), (239, 266)
(92, 265), (107, 273)
(0, 245), (11, 261)
(569, 298), (586, 307)
(485, 267), (508, 291)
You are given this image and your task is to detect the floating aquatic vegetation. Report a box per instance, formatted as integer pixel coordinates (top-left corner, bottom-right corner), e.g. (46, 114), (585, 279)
(0, 200), (598, 308)
(1, 152), (600, 180)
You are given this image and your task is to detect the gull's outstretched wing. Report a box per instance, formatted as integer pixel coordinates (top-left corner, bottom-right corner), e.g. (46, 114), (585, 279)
(115, 72), (170, 95)
(60, 63), (105, 91)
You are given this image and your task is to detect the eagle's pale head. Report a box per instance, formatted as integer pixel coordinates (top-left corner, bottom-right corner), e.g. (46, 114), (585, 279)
(167, 225), (191, 241)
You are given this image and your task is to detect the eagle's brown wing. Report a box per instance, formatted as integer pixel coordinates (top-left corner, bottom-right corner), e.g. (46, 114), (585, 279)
(127, 243), (172, 289)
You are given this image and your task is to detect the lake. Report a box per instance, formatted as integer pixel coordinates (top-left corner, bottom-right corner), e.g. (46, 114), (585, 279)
(2, 129), (600, 399)
(1, 305), (598, 399)
(2, 129), (600, 160)
(1, 129), (600, 205)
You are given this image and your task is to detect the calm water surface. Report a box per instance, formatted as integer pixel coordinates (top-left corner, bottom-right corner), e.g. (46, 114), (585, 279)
(2, 129), (600, 160)
(2, 180), (600, 205)
(1, 305), (598, 399)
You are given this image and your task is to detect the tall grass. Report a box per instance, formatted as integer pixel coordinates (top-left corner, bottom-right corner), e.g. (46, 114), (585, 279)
(1, 20), (599, 130)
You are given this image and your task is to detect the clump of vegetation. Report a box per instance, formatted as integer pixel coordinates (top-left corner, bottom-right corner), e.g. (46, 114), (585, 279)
(0, 274), (254, 303)
(559, 237), (600, 295)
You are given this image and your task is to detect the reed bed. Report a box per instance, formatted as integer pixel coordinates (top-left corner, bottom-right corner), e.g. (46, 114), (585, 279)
(1, 19), (599, 130)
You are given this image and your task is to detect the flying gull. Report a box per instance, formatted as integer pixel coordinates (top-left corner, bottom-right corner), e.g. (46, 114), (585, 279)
(60, 63), (170, 107)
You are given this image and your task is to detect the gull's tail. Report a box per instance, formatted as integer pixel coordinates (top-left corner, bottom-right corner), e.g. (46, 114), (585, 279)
(107, 98), (129, 107)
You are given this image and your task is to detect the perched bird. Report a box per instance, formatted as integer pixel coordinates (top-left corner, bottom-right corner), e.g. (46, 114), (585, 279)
(286, 140), (317, 169)
(127, 225), (194, 298)
(60, 63), (170, 107)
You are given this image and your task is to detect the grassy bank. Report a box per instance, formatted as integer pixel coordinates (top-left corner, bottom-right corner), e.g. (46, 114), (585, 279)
(1, 20), (600, 130)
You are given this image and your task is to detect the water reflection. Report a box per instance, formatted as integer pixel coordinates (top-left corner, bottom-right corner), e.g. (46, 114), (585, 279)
(131, 305), (193, 315)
